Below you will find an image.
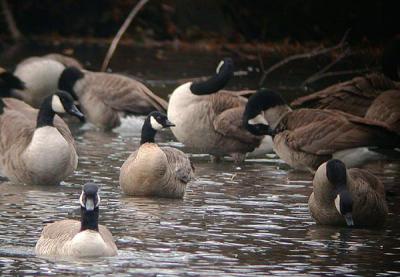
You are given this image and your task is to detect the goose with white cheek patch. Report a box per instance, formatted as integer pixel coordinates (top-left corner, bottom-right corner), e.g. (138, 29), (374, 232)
(119, 111), (194, 198)
(35, 183), (118, 257)
(0, 91), (84, 185)
(167, 58), (273, 163)
(244, 89), (400, 172)
(308, 159), (388, 227)
(291, 37), (400, 117)
(58, 66), (168, 130)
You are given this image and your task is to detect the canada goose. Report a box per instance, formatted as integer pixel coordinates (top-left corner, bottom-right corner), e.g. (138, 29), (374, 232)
(58, 66), (168, 130)
(291, 38), (400, 117)
(167, 58), (273, 162)
(0, 91), (84, 185)
(245, 89), (400, 172)
(35, 183), (118, 257)
(13, 58), (66, 107)
(308, 159), (388, 227)
(0, 67), (25, 96)
(120, 111), (194, 198)
(365, 89), (400, 135)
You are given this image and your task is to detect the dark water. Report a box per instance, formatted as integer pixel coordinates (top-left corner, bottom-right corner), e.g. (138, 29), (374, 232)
(0, 43), (399, 276)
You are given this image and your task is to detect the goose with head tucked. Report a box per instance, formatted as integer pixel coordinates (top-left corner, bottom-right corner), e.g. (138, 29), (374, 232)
(167, 58), (273, 162)
(291, 37), (400, 117)
(35, 183), (118, 257)
(308, 159), (388, 227)
(0, 90), (84, 185)
(245, 89), (400, 172)
(58, 66), (168, 130)
(119, 111), (194, 198)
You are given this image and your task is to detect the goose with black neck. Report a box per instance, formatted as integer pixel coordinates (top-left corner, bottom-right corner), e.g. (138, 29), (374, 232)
(0, 90), (84, 185)
(120, 111), (194, 198)
(35, 183), (118, 257)
(168, 58), (273, 162)
(245, 89), (400, 171)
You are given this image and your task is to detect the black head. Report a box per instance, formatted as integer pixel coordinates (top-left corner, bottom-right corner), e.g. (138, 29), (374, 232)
(245, 89), (286, 119)
(147, 111), (175, 130)
(190, 58), (234, 95)
(58, 66), (84, 99)
(51, 90), (85, 121)
(79, 183), (100, 211)
(326, 159), (354, 226)
(0, 70), (25, 97)
(382, 36), (400, 81)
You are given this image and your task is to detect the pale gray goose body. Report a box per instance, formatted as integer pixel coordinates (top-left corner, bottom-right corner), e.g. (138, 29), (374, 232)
(59, 67), (168, 130)
(167, 58), (272, 162)
(0, 91), (84, 185)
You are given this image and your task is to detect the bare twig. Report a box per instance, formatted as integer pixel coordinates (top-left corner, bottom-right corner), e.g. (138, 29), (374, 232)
(101, 0), (149, 71)
(259, 29), (351, 86)
(301, 47), (351, 87)
(301, 68), (375, 85)
(1, 0), (23, 41)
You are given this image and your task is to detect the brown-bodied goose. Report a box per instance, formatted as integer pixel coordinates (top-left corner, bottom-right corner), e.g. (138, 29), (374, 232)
(58, 67), (168, 130)
(35, 183), (118, 257)
(120, 111), (194, 198)
(0, 91), (84, 185)
(308, 159), (388, 227)
(291, 38), (400, 117)
(245, 89), (400, 172)
(167, 58), (273, 162)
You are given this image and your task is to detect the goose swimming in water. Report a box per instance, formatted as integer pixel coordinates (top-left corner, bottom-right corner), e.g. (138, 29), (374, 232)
(120, 111), (194, 198)
(308, 159), (388, 227)
(35, 183), (118, 257)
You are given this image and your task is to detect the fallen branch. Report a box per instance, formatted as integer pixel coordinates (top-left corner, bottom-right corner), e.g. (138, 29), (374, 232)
(101, 0), (149, 71)
(301, 47), (351, 87)
(300, 68), (375, 85)
(259, 29), (350, 86)
(1, 0), (23, 41)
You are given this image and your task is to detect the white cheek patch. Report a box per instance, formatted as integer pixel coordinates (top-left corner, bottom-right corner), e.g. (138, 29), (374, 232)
(96, 194), (101, 208)
(216, 61), (224, 74)
(79, 192), (85, 207)
(85, 198), (94, 211)
(51, 95), (66, 113)
(334, 194), (341, 214)
(150, 116), (163, 130)
(248, 114), (268, 125)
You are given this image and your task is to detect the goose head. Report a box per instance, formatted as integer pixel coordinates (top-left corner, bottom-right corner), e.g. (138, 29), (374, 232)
(325, 159), (354, 227)
(58, 66), (84, 100)
(141, 111), (175, 144)
(189, 58), (234, 95)
(79, 183), (101, 231)
(243, 89), (290, 135)
(0, 68), (25, 97)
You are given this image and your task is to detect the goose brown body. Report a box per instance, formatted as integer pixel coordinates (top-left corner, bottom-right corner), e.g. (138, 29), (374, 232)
(309, 162), (388, 227)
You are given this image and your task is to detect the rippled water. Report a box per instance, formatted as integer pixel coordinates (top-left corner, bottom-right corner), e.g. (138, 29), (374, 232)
(1, 44), (400, 276)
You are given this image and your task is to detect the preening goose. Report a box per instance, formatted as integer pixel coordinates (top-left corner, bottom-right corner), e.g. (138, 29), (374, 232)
(245, 89), (400, 172)
(35, 183), (118, 257)
(167, 58), (273, 162)
(0, 91), (84, 185)
(291, 38), (400, 117)
(120, 111), (194, 198)
(308, 159), (388, 227)
(58, 67), (168, 130)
